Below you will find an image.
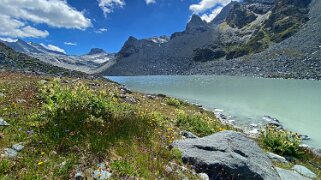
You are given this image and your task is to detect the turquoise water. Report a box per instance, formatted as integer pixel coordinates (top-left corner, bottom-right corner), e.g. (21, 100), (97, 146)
(107, 75), (321, 148)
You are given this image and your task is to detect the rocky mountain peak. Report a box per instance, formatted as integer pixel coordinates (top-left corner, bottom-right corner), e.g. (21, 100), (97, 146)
(210, 1), (239, 25)
(87, 48), (106, 55)
(127, 36), (138, 42)
(186, 15), (209, 31)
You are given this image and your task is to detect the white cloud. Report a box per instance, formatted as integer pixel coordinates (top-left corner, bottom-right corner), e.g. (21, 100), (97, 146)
(190, 0), (234, 13)
(189, 0), (240, 22)
(64, 42), (77, 46)
(98, 0), (125, 17)
(40, 43), (66, 54)
(145, 0), (156, 5)
(0, 0), (91, 39)
(95, 28), (108, 34)
(0, 15), (49, 38)
(200, 7), (223, 22)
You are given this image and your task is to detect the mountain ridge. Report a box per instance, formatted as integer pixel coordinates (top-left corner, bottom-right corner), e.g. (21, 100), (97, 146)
(0, 39), (116, 74)
(98, 0), (321, 80)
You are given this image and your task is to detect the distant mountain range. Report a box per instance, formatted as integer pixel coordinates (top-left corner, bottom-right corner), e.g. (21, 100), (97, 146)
(0, 39), (115, 73)
(1, 0), (321, 80)
(0, 42), (84, 76)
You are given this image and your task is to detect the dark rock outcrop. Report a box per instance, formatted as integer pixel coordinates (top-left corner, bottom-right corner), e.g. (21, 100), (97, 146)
(226, 3), (257, 29)
(193, 47), (226, 62)
(172, 131), (281, 180)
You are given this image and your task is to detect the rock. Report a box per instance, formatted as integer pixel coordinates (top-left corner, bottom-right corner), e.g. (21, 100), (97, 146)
(214, 109), (224, 113)
(172, 131), (280, 179)
(250, 123), (258, 128)
(198, 173), (210, 180)
(181, 131), (199, 139)
(263, 116), (283, 127)
(0, 117), (10, 126)
(228, 120), (236, 124)
(74, 171), (84, 180)
(299, 144), (310, 148)
(267, 152), (288, 163)
(123, 96), (137, 104)
(16, 99), (27, 103)
(276, 167), (310, 180)
(311, 148), (321, 158)
(12, 143), (24, 152)
(92, 163), (112, 180)
(247, 128), (261, 138)
(156, 93), (167, 98)
(165, 165), (173, 174)
(292, 165), (317, 179)
(39, 80), (48, 84)
(4, 148), (18, 158)
(146, 94), (157, 99)
(119, 87), (132, 94)
(299, 135), (311, 140)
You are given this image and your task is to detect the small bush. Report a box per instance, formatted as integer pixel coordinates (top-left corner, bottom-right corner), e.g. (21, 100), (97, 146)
(166, 98), (181, 108)
(176, 111), (217, 136)
(38, 79), (115, 129)
(260, 125), (302, 157)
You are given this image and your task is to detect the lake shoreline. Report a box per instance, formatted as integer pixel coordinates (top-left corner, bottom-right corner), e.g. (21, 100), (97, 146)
(107, 75), (321, 149)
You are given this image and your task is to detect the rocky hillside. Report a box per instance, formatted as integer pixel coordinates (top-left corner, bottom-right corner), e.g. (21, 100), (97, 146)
(187, 0), (321, 79)
(101, 0), (321, 80)
(1, 39), (116, 74)
(0, 42), (83, 76)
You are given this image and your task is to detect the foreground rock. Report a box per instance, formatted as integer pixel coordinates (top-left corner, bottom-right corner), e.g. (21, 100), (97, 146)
(267, 152), (288, 164)
(292, 165), (317, 179)
(0, 117), (10, 126)
(276, 167), (310, 180)
(172, 131), (280, 180)
(3, 148), (18, 158)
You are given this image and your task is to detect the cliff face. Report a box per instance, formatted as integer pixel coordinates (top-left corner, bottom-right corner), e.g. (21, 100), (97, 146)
(100, 0), (320, 79)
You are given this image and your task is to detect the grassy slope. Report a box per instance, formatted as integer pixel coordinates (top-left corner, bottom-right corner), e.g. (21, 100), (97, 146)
(0, 72), (229, 179)
(0, 72), (320, 179)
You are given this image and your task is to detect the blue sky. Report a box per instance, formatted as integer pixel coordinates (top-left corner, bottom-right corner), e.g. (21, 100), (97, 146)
(0, 0), (235, 55)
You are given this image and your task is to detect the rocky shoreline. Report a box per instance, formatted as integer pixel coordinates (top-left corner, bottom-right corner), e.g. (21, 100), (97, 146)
(172, 104), (320, 179)
(196, 105), (321, 158)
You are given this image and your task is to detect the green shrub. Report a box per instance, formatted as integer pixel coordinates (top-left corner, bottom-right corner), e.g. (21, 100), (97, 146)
(176, 111), (216, 136)
(166, 98), (181, 108)
(38, 79), (114, 129)
(260, 125), (302, 157)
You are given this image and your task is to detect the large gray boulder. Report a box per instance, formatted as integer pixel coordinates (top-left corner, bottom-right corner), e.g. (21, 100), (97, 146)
(172, 131), (280, 180)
